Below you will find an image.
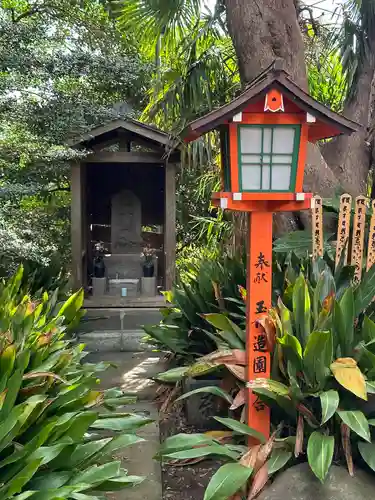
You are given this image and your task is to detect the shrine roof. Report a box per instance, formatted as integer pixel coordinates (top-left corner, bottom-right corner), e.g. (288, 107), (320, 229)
(183, 60), (360, 141)
(68, 117), (176, 149)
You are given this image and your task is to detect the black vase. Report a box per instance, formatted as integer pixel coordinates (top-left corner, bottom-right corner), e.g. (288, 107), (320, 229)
(93, 257), (105, 278)
(143, 264), (154, 278)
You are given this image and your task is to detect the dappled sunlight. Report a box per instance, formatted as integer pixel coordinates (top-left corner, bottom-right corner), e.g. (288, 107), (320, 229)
(121, 357), (160, 392)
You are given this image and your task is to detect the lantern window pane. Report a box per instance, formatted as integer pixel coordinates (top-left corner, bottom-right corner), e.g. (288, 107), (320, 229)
(273, 128), (295, 154)
(271, 154), (293, 164)
(263, 128), (272, 153)
(262, 165), (271, 190)
(242, 165), (261, 190)
(241, 154), (262, 164)
(240, 127), (262, 154)
(238, 124), (300, 192)
(271, 165), (291, 190)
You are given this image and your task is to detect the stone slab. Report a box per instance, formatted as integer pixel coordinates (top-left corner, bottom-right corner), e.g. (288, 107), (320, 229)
(77, 308), (162, 333)
(111, 190), (142, 254)
(79, 330), (151, 353)
(86, 352), (164, 500)
(257, 463), (375, 500)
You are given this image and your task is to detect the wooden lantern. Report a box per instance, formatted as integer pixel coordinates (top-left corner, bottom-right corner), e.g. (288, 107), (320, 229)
(183, 60), (359, 441)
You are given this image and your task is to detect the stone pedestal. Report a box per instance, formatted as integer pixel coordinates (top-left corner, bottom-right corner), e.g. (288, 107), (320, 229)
(92, 277), (107, 296)
(108, 278), (140, 297)
(141, 277), (156, 297)
(104, 254), (142, 279)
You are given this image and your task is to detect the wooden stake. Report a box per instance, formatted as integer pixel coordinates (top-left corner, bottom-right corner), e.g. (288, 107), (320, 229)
(351, 196), (367, 284)
(246, 212), (271, 441)
(335, 194), (352, 270)
(367, 200), (375, 272)
(312, 196), (323, 259)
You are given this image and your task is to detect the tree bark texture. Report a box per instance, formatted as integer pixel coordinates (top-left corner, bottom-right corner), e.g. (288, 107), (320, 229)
(223, 0), (375, 200)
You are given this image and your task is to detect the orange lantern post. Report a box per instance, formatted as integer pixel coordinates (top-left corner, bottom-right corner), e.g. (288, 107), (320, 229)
(183, 60), (359, 441)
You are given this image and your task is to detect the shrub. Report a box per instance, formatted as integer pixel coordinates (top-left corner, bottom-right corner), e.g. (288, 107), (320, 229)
(156, 262), (375, 497)
(0, 267), (151, 499)
(143, 253), (246, 363)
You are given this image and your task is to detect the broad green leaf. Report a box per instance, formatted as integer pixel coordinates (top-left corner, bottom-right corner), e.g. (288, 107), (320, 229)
(277, 333), (303, 370)
(89, 434), (145, 464)
(292, 274), (311, 347)
(330, 358), (367, 400)
(90, 415), (153, 431)
(95, 474), (145, 491)
(176, 386), (233, 404)
(277, 299), (293, 336)
(247, 378), (289, 397)
(0, 420), (56, 468)
(155, 366), (188, 382)
(267, 449), (292, 475)
(362, 316), (375, 344)
(338, 288), (354, 355)
(355, 265), (375, 316)
(303, 331), (332, 389)
(337, 410), (370, 442)
(160, 433), (214, 454)
(164, 444), (240, 461)
(0, 369), (23, 420)
(65, 438), (111, 468)
(358, 442), (375, 472)
(0, 344), (16, 383)
(68, 462), (120, 486)
(29, 443), (68, 465)
(203, 313), (245, 342)
(320, 390), (339, 425)
(214, 417), (266, 443)
(204, 463), (252, 500)
(57, 289), (84, 322)
(307, 432), (334, 483)
(0, 459), (43, 497)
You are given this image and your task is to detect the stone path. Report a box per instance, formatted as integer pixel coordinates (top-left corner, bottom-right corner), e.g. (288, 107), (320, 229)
(87, 351), (164, 500)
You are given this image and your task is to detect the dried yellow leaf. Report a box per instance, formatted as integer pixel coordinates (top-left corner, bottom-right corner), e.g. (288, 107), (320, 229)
(330, 357), (367, 400)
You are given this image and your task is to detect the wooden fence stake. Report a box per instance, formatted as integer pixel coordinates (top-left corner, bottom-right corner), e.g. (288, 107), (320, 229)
(335, 194), (352, 270)
(351, 196), (367, 284)
(367, 199), (375, 272)
(312, 196), (323, 260)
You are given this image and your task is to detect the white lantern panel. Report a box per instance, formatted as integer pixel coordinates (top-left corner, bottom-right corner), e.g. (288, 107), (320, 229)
(262, 165), (271, 190)
(271, 165), (292, 190)
(262, 154), (271, 163)
(242, 165), (261, 190)
(273, 128), (295, 154)
(241, 154), (261, 164)
(271, 154), (293, 164)
(240, 127), (262, 154)
(263, 128), (272, 153)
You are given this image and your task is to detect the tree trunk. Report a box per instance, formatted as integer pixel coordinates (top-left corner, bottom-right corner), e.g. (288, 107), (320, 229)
(322, 55), (375, 196)
(223, 0), (374, 200)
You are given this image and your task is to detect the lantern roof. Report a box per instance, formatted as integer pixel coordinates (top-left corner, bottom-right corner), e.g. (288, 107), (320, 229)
(183, 60), (360, 142)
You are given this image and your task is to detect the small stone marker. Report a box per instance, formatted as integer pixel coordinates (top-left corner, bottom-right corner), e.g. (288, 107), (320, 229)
(111, 189), (142, 253)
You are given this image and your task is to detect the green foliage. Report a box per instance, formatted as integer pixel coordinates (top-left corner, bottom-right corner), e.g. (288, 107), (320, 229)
(247, 267), (375, 481)
(143, 253), (246, 363)
(0, 267), (150, 497)
(0, 0), (151, 273)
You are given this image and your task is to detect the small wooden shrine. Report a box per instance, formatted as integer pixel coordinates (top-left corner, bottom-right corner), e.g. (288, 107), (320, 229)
(68, 118), (180, 305)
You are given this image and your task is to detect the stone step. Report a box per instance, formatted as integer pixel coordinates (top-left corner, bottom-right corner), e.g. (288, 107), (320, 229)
(79, 329), (153, 353)
(78, 307), (162, 333)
